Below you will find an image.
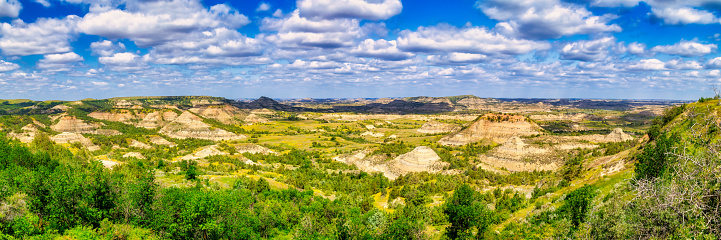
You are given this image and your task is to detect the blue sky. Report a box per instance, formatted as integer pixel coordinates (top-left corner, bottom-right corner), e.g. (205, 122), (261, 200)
(0, 0), (720, 100)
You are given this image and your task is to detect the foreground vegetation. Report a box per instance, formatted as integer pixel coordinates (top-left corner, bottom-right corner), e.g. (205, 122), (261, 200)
(0, 96), (715, 239)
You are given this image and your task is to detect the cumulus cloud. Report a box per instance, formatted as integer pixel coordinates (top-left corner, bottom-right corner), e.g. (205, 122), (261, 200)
(0, 60), (19, 72)
(651, 7), (718, 25)
(559, 37), (615, 61)
(0, 0), (21, 18)
(427, 53), (488, 65)
(627, 42), (646, 55)
(594, 0), (721, 25)
(651, 39), (717, 57)
(706, 57), (721, 69)
(37, 52), (84, 70)
(99, 52), (148, 71)
(34, 0), (50, 7)
(287, 59), (341, 69)
(664, 59), (703, 70)
(256, 2), (270, 12)
(148, 27), (265, 65)
(0, 16), (80, 56)
(590, 0), (640, 7)
(297, 0), (402, 21)
(396, 24), (550, 55)
(78, 0), (249, 47)
(626, 59), (667, 71)
(262, 10), (362, 48)
(350, 39), (413, 61)
(477, 0), (621, 39)
(90, 40), (125, 56)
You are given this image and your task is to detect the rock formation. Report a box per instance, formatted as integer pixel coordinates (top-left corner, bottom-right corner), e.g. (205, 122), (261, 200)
(159, 111), (246, 141)
(88, 110), (138, 124)
(50, 132), (100, 151)
(416, 121), (461, 134)
(122, 152), (146, 159)
(235, 144), (276, 155)
(567, 128), (634, 143)
(189, 105), (246, 124)
(333, 146), (449, 179)
(180, 145), (228, 160)
(149, 136), (177, 147)
(391, 146), (449, 175)
(129, 139), (152, 149)
(439, 114), (542, 146)
(244, 114), (269, 124)
(51, 116), (99, 134)
(137, 111), (178, 129)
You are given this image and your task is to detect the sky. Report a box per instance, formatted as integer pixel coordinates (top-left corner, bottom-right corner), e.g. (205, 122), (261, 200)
(0, 0), (720, 100)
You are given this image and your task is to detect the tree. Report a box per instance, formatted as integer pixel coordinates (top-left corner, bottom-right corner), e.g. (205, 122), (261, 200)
(444, 184), (490, 239)
(559, 184), (597, 229)
(635, 132), (679, 180)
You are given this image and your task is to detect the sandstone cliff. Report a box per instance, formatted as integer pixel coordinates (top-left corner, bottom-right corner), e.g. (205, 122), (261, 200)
(159, 111), (246, 141)
(416, 121), (461, 134)
(438, 114), (542, 146)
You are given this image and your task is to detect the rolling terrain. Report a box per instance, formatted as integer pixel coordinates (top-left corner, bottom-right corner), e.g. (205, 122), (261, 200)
(0, 95), (712, 239)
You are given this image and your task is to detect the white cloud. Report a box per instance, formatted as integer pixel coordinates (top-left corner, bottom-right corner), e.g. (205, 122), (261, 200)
(559, 37), (615, 61)
(34, 0), (50, 7)
(627, 42), (646, 55)
(40, 52), (83, 64)
(706, 57), (721, 69)
(256, 2), (270, 12)
(350, 39), (413, 61)
(651, 39), (717, 57)
(626, 59), (667, 71)
(78, 1), (249, 47)
(297, 0), (402, 21)
(262, 10), (362, 49)
(396, 24), (550, 55)
(148, 28), (265, 65)
(447, 53), (487, 63)
(664, 59), (702, 70)
(99, 52), (148, 71)
(0, 16), (79, 56)
(38, 52), (84, 70)
(0, 0), (21, 18)
(287, 59), (341, 69)
(0, 60), (19, 72)
(651, 7), (718, 25)
(90, 40), (125, 56)
(272, 9), (283, 18)
(477, 0), (621, 39)
(590, 0), (640, 7)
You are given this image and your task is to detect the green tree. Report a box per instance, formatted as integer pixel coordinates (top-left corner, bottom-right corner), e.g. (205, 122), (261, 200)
(635, 132), (679, 180)
(559, 184), (597, 229)
(444, 184), (491, 239)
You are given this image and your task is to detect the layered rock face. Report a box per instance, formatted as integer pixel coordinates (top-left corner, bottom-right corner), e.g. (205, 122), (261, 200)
(244, 114), (269, 124)
(88, 110), (138, 124)
(567, 128), (634, 143)
(137, 111), (178, 129)
(236, 144), (276, 155)
(50, 132), (100, 151)
(123, 152), (146, 159)
(51, 116), (99, 134)
(439, 114), (542, 146)
(189, 105), (246, 124)
(9, 124), (40, 143)
(391, 146), (448, 174)
(129, 139), (152, 149)
(416, 121), (461, 134)
(159, 111), (246, 141)
(333, 146), (449, 180)
(180, 145), (227, 160)
(149, 136), (177, 147)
